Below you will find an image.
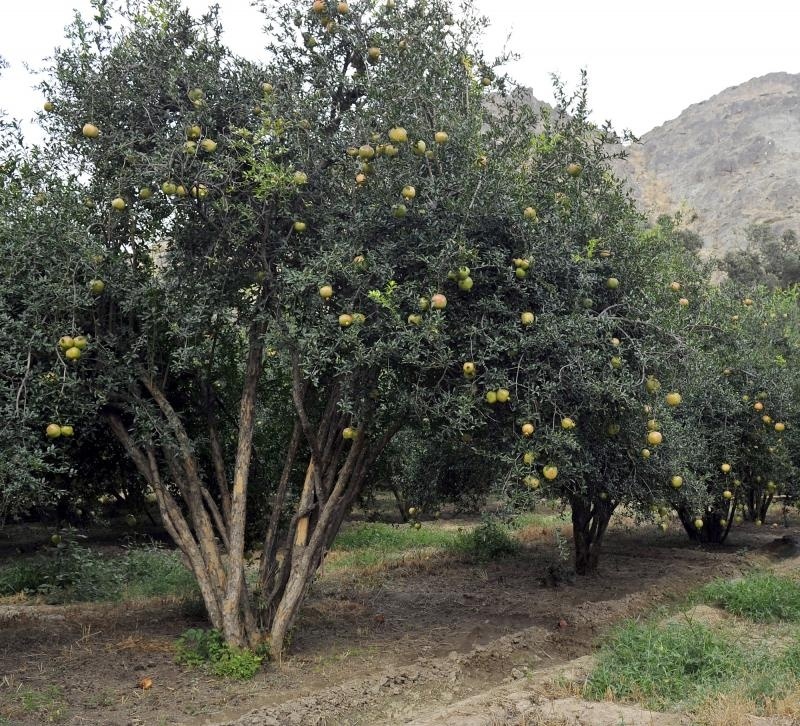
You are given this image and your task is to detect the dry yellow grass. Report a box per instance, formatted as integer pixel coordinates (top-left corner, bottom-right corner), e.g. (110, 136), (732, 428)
(765, 684), (800, 718)
(694, 692), (757, 726)
(110, 634), (175, 654)
(516, 523), (572, 545)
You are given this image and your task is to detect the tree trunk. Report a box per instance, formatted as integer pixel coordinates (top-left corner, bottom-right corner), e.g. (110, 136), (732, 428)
(570, 495), (615, 576)
(573, 528), (599, 575)
(760, 493), (773, 523)
(745, 488), (773, 523)
(677, 506), (733, 544)
(259, 420), (302, 592)
(222, 325), (265, 648)
(106, 383), (260, 649)
(106, 413), (227, 628)
(268, 440), (365, 658)
(141, 378), (229, 599)
(390, 484), (408, 522)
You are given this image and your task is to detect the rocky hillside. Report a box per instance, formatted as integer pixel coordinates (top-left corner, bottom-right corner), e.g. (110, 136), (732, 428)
(616, 72), (800, 254)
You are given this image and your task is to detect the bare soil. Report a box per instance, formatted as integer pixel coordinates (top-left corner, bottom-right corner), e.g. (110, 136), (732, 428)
(1, 517), (797, 726)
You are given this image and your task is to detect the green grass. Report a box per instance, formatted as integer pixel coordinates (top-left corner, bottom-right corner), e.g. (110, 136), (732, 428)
(508, 511), (569, 529)
(328, 522), (464, 570)
(0, 544), (197, 603)
(328, 519), (524, 571)
(698, 572), (800, 622)
(585, 573), (800, 715)
(121, 547), (198, 600)
(741, 639), (800, 707)
(585, 620), (746, 711)
(333, 522), (465, 552)
(1, 685), (70, 723)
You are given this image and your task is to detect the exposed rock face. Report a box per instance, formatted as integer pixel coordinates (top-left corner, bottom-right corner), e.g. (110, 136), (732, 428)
(616, 72), (800, 254)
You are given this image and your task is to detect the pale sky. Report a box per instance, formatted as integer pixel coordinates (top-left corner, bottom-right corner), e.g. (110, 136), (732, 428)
(2, 0), (799, 141)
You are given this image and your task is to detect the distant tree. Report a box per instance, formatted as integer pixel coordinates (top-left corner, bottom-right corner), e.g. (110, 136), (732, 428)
(0, 59), (75, 523)
(721, 223), (800, 288)
(653, 214), (704, 253)
(373, 428), (495, 521)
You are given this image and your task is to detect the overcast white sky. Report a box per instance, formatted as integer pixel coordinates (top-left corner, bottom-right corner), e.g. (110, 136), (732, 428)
(2, 0), (799, 141)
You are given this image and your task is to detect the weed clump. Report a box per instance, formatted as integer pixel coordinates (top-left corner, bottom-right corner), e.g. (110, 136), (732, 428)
(175, 628), (265, 679)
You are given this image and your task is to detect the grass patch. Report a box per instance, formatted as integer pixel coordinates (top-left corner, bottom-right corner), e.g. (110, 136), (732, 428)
(121, 547), (198, 600)
(0, 685), (69, 723)
(741, 639), (800, 707)
(327, 518), (522, 572)
(0, 544), (197, 603)
(509, 511), (568, 529)
(585, 592), (800, 719)
(699, 572), (800, 622)
(327, 522), (465, 571)
(333, 522), (464, 552)
(585, 620), (745, 711)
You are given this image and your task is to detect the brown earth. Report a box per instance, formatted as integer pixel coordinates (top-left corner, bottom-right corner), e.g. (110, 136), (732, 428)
(1, 518), (797, 726)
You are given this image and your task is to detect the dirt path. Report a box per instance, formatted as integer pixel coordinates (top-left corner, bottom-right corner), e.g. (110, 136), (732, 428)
(205, 527), (766, 726)
(0, 521), (792, 726)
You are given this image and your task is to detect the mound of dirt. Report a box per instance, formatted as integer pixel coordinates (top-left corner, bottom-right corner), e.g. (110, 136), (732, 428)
(761, 535), (800, 560)
(221, 624), (555, 726)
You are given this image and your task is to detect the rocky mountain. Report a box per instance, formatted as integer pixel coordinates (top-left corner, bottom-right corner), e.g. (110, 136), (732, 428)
(616, 72), (800, 254)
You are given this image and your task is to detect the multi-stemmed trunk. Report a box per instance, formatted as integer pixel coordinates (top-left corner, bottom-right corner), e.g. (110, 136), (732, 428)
(106, 340), (399, 659)
(106, 322), (266, 648)
(745, 486), (773, 524)
(256, 359), (400, 658)
(677, 505), (734, 544)
(570, 495), (615, 575)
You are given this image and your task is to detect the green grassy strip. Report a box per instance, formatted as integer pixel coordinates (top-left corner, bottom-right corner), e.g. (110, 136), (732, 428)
(0, 513), (565, 599)
(325, 515), (559, 570)
(698, 571), (800, 622)
(0, 545), (197, 603)
(585, 620), (746, 710)
(586, 573), (800, 713)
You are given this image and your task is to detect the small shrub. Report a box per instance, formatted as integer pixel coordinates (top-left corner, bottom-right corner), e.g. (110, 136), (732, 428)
(700, 572), (800, 622)
(175, 628), (264, 679)
(456, 519), (520, 561)
(49, 545), (123, 601)
(175, 628), (225, 667)
(0, 544), (121, 602)
(210, 646), (264, 680)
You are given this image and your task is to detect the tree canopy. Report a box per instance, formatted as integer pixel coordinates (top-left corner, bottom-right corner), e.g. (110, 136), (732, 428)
(2, 0), (799, 659)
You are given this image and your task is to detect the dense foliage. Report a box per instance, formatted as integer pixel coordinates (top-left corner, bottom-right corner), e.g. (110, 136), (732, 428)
(722, 223), (800, 288)
(2, 0), (799, 658)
